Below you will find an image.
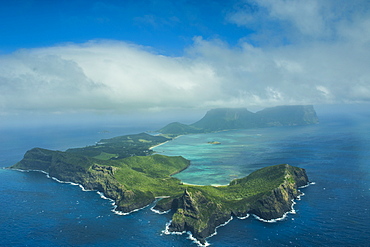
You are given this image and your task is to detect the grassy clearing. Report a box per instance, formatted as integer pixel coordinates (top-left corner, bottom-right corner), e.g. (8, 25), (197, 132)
(93, 152), (118, 160)
(109, 154), (190, 197)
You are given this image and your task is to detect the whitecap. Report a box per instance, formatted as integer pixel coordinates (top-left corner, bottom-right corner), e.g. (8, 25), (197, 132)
(162, 216), (233, 246)
(299, 181), (316, 189)
(253, 214), (285, 223)
(13, 168), (155, 216)
(112, 202), (152, 216)
(296, 192), (305, 200)
(112, 210), (130, 216)
(253, 195), (302, 223)
(207, 216), (233, 238)
(150, 206), (171, 214)
(187, 232), (210, 247)
(79, 184), (93, 192)
(162, 220), (186, 235)
(97, 191), (111, 200)
(237, 214), (250, 220)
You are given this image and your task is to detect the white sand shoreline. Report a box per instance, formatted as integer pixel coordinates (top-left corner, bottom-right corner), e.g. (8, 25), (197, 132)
(149, 135), (183, 150)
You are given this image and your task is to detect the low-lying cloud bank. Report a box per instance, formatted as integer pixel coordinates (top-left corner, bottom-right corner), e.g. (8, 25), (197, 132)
(1, 0), (369, 115)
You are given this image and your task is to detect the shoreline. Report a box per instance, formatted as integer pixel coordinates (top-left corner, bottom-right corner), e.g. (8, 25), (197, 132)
(8, 168), (155, 216)
(162, 220), (210, 247)
(163, 181), (314, 246)
(149, 135), (183, 150)
(7, 161), (312, 246)
(251, 181), (314, 223)
(149, 140), (170, 150)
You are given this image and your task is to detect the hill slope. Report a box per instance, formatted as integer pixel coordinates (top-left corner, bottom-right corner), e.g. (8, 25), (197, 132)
(9, 112), (311, 244)
(11, 149), (308, 245)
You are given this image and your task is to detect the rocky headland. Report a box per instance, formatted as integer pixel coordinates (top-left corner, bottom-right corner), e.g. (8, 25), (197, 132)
(11, 146), (309, 245)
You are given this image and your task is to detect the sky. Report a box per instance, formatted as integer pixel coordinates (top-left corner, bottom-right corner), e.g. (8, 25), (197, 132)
(1, 0), (370, 124)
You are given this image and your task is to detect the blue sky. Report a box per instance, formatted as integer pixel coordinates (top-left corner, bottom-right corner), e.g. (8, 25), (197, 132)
(0, 0), (252, 55)
(1, 0), (370, 122)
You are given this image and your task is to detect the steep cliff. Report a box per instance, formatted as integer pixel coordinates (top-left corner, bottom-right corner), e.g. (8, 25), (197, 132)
(255, 105), (319, 127)
(191, 108), (257, 131)
(157, 164), (309, 244)
(167, 188), (231, 244)
(11, 148), (156, 212)
(10, 132), (309, 245)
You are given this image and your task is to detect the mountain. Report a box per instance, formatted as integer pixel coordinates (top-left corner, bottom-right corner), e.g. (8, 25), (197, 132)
(255, 105), (319, 127)
(155, 122), (202, 136)
(191, 108), (258, 131)
(158, 105), (319, 135)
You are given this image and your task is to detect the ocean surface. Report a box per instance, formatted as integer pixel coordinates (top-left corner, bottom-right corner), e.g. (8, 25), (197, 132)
(1, 110), (370, 246)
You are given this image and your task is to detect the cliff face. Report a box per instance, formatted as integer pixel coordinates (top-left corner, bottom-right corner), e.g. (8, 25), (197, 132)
(11, 144), (309, 245)
(158, 164), (309, 244)
(256, 105), (319, 127)
(191, 108), (257, 131)
(12, 148), (155, 213)
(81, 165), (155, 212)
(168, 189), (231, 244)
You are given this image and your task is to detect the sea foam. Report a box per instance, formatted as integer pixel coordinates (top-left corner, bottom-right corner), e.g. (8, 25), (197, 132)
(252, 182), (315, 223)
(150, 206), (171, 215)
(237, 214), (250, 220)
(162, 216), (234, 247)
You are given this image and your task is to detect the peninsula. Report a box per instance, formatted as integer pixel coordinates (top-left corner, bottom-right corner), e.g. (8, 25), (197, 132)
(9, 105), (315, 245)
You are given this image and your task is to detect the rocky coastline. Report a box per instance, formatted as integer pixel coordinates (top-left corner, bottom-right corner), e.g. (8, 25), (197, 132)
(9, 106), (315, 245)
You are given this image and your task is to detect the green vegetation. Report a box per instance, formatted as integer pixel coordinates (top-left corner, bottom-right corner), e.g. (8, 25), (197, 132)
(164, 164), (308, 244)
(113, 154), (190, 197)
(157, 122), (202, 136)
(67, 132), (169, 159)
(93, 152), (117, 160)
(10, 107), (312, 244)
(11, 145), (308, 244)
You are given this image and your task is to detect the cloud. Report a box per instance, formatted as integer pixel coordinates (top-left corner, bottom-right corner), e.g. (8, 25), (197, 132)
(0, 40), (223, 114)
(187, 35), (370, 106)
(228, 0), (370, 43)
(1, 1), (370, 115)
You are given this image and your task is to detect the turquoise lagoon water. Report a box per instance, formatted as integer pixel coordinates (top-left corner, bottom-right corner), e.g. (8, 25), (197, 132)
(1, 111), (370, 246)
(153, 127), (317, 185)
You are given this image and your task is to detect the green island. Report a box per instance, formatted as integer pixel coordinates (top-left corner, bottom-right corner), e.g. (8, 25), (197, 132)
(9, 105), (316, 245)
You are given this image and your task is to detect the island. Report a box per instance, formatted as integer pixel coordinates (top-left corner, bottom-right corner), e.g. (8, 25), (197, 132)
(158, 105), (319, 135)
(9, 105), (315, 245)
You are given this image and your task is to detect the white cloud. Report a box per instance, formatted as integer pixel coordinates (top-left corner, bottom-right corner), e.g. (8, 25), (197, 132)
(257, 0), (327, 37)
(229, 0), (370, 42)
(187, 36), (370, 106)
(1, 1), (370, 115)
(0, 41), (224, 114)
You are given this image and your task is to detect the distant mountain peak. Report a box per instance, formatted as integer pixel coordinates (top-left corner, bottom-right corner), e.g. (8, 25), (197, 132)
(158, 105), (318, 135)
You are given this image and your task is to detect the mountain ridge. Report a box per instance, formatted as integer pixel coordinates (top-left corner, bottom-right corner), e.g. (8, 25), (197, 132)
(158, 105), (318, 135)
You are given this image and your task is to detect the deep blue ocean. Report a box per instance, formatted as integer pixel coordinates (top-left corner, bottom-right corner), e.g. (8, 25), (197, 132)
(1, 109), (369, 246)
